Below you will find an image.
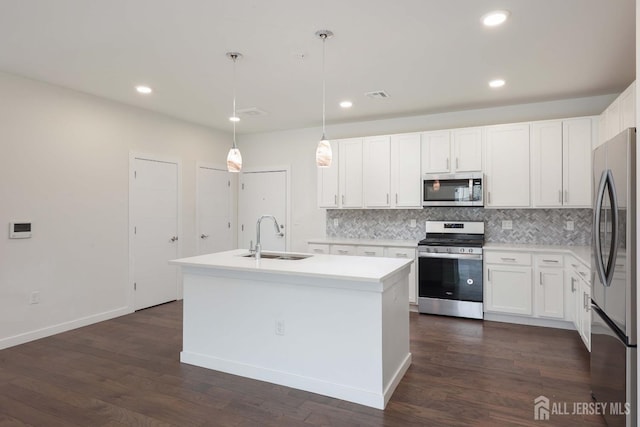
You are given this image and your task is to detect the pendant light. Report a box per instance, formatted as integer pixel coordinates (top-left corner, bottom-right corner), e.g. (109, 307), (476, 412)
(226, 52), (243, 172)
(315, 30), (334, 168)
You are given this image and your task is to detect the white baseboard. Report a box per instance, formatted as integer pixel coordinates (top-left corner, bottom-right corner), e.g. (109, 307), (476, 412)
(484, 312), (575, 330)
(0, 306), (132, 350)
(181, 350), (410, 410)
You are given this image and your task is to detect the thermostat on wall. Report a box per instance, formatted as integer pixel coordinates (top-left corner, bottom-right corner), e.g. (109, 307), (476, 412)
(9, 221), (32, 239)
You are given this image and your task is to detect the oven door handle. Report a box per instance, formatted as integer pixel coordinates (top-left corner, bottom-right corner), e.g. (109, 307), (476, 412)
(418, 252), (483, 261)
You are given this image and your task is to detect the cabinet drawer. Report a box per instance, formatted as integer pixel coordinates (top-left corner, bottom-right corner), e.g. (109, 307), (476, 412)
(485, 251), (532, 266)
(535, 254), (564, 268)
(567, 256), (590, 282)
(308, 243), (330, 255)
(385, 247), (415, 259)
(356, 246), (384, 257)
(330, 245), (357, 256)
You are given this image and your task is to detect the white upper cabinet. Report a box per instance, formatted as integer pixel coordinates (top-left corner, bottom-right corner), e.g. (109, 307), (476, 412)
(317, 140), (339, 208)
(531, 121), (563, 207)
(562, 118), (593, 207)
(421, 128), (482, 175)
(452, 127), (482, 172)
(530, 118), (592, 208)
(363, 135), (391, 208)
(339, 138), (364, 208)
(484, 123), (531, 208)
(421, 130), (450, 174)
(599, 81), (636, 146)
(391, 133), (422, 208)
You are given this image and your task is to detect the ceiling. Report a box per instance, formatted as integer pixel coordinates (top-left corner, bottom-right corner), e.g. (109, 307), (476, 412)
(0, 0), (635, 134)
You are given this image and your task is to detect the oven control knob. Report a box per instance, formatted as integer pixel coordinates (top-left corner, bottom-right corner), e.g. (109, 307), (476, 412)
(468, 248), (473, 253)
(459, 248), (464, 253)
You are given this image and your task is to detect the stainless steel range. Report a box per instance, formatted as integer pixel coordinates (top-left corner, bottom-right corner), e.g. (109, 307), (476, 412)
(417, 221), (484, 319)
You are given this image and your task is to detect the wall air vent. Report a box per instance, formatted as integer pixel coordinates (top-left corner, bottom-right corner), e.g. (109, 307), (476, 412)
(236, 107), (269, 117)
(365, 90), (390, 99)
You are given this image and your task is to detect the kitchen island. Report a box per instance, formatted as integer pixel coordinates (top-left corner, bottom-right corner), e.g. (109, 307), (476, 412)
(170, 249), (413, 409)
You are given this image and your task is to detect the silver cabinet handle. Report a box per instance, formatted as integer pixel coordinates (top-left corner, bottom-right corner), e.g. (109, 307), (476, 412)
(542, 259), (558, 263)
(170, 236), (178, 242)
(565, 190), (568, 203)
(539, 271), (543, 286)
(200, 234), (209, 239)
(571, 263), (579, 268)
(396, 193), (398, 204)
(338, 250), (349, 254)
(364, 251), (376, 256)
(446, 158), (450, 170)
(334, 194), (337, 205)
(558, 190), (562, 203)
(342, 195), (345, 205)
(488, 268), (491, 282)
(395, 253), (408, 258)
(571, 277), (576, 292)
(579, 271), (587, 278)
(456, 158), (459, 169)
(386, 194), (389, 204)
(488, 191), (491, 204)
(501, 257), (517, 262)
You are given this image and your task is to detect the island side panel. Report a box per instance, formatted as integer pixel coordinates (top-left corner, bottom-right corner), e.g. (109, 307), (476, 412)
(180, 268), (387, 408)
(380, 265), (412, 407)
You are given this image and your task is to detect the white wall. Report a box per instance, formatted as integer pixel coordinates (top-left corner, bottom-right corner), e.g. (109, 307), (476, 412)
(0, 71), (231, 348)
(239, 93), (616, 252)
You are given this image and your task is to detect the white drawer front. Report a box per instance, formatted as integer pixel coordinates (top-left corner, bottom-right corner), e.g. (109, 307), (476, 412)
(356, 246), (384, 257)
(308, 243), (330, 255)
(385, 247), (415, 259)
(330, 245), (357, 256)
(485, 251), (532, 266)
(535, 254), (564, 268)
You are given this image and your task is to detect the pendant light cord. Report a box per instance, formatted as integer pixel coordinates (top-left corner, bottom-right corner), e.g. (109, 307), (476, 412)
(232, 54), (238, 149)
(321, 34), (326, 140)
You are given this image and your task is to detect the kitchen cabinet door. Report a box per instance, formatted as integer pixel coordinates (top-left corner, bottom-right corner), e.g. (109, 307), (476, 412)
(385, 247), (417, 304)
(363, 136), (391, 208)
(531, 121), (563, 207)
(620, 81), (636, 131)
(452, 127), (482, 172)
(580, 279), (591, 351)
(391, 133), (422, 208)
(421, 130), (451, 174)
(484, 265), (533, 315)
(484, 124), (530, 208)
(562, 118), (592, 207)
(605, 98), (621, 141)
(535, 267), (565, 319)
(317, 140), (339, 208)
(339, 138), (364, 208)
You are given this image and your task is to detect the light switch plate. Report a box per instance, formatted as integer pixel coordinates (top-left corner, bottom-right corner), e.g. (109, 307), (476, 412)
(333, 219), (339, 227)
(410, 219), (417, 228)
(502, 220), (513, 230)
(566, 221), (575, 231)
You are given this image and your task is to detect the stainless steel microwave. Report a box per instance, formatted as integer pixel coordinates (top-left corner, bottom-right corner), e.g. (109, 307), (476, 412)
(423, 172), (483, 207)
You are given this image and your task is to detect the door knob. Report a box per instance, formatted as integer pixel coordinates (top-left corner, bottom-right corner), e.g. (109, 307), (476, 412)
(200, 234), (209, 239)
(170, 236), (178, 242)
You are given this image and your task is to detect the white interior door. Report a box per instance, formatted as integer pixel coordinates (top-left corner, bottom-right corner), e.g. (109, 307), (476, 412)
(238, 170), (287, 251)
(132, 157), (179, 310)
(197, 165), (233, 254)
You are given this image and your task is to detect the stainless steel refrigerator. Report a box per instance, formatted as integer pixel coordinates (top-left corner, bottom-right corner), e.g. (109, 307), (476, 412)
(592, 127), (637, 427)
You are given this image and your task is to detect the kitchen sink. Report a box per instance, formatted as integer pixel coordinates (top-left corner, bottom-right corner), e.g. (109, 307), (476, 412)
(241, 252), (311, 260)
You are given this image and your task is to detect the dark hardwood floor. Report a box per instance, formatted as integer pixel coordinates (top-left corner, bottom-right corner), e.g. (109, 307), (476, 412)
(0, 302), (606, 426)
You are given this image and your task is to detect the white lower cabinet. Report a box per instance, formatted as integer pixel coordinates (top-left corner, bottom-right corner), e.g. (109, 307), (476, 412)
(308, 241), (417, 304)
(534, 255), (564, 319)
(567, 255), (591, 350)
(484, 252), (533, 315)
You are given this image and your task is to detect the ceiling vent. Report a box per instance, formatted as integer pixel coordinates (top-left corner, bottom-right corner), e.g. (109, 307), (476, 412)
(365, 90), (390, 99)
(236, 107), (268, 117)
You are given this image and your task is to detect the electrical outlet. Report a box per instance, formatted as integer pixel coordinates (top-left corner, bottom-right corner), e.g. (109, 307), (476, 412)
(502, 220), (513, 230)
(410, 219), (417, 228)
(29, 291), (40, 305)
(566, 221), (575, 231)
(333, 219), (339, 227)
(275, 320), (285, 336)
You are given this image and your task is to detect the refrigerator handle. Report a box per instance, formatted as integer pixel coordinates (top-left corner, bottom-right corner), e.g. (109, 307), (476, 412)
(605, 170), (620, 287)
(593, 170), (608, 287)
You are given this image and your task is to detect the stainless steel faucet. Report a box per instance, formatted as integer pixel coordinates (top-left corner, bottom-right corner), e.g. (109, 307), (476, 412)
(254, 215), (284, 260)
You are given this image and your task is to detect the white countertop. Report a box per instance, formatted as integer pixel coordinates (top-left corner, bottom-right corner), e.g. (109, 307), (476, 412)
(170, 249), (413, 284)
(308, 238), (417, 248)
(483, 243), (591, 267)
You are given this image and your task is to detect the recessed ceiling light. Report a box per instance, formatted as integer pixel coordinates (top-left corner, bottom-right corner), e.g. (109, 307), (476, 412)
(135, 85), (152, 94)
(482, 10), (510, 27)
(229, 116), (240, 122)
(489, 79), (506, 88)
(340, 101), (353, 108)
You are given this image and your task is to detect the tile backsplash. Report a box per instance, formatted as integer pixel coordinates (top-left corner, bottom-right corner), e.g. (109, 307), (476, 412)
(326, 208), (592, 245)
